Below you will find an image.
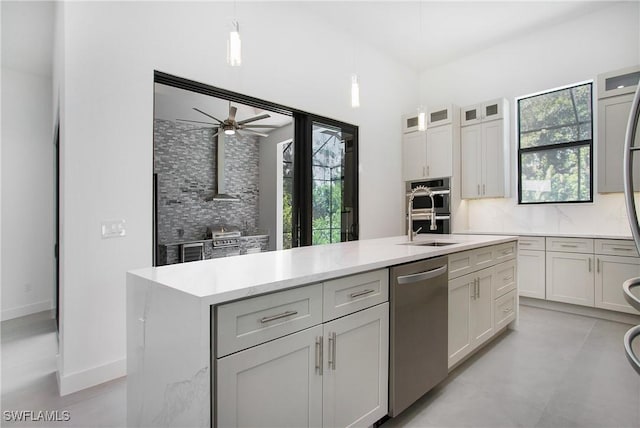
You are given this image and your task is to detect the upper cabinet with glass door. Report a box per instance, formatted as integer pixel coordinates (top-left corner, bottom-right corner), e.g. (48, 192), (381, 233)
(461, 99), (506, 127)
(597, 65), (640, 99)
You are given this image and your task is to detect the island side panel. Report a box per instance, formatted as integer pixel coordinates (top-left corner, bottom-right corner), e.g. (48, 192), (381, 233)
(127, 273), (212, 428)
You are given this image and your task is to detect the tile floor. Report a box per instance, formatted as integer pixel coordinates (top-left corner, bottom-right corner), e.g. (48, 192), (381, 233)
(1, 305), (639, 428)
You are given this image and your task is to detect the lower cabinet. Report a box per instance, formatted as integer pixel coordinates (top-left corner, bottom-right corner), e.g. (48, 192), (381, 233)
(518, 249), (546, 299)
(595, 255), (640, 315)
(546, 251), (595, 307)
(216, 303), (389, 428)
(217, 325), (323, 428)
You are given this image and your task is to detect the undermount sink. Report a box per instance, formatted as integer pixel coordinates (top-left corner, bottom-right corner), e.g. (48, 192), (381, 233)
(400, 241), (458, 247)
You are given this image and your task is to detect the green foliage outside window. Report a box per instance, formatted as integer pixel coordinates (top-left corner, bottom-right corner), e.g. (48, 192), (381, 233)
(518, 83), (593, 203)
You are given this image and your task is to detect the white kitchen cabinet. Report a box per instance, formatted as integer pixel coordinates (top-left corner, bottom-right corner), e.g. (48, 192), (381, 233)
(216, 325), (323, 428)
(448, 266), (494, 368)
(597, 93), (640, 193)
(322, 303), (389, 428)
(518, 249), (546, 299)
(595, 254), (640, 315)
(460, 98), (509, 199)
(546, 251), (595, 307)
(402, 131), (428, 181)
(426, 124), (453, 179)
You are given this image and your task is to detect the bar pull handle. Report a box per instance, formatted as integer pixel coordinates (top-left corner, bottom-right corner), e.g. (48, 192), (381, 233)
(315, 336), (323, 375)
(477, 278), (480, 299)
(477, 184), (480, 195)
(328, 332), (336, 370)
(612, 247), (634, 251)
(519, 242), (532, 246)
(427, 165), (430, 176)
(260, 310), (298, 323)
(397, 265), (448, 285)
(350, 289), (375, 299)
(561, 244), (578, 248)
(482, 184), (486, 195)
(588, 258), (592, 272)
(597, 258), (600, 273)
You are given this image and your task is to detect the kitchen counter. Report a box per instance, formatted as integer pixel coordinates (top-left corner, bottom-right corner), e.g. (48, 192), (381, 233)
(129, 233), (516, 305)
(127, 233), (517, 428)
(457, 230), (633, 240)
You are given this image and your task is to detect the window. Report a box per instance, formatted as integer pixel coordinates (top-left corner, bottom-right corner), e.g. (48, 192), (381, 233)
(518, 82), (593, 204)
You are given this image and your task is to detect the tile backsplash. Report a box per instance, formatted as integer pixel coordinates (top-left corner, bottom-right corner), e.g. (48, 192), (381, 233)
(154, 119), (263, 261)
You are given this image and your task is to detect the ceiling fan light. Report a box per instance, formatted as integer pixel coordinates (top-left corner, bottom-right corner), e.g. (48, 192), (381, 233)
(224, 126), (236, 135)
(351, 74), (360, 108)
(227, 21), (242, 67)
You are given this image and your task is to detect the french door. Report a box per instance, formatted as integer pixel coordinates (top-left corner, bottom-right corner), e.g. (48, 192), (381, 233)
(292, 115), (358, 247)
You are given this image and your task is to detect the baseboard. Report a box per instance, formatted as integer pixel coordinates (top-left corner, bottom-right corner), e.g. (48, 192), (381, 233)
(57, 357), (126, 396)
(520, 296), (640, 325)
(1, 300), (53, 321)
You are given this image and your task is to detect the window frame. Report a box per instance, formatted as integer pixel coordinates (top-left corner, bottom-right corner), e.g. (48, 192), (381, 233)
(516, 81), (594, 205)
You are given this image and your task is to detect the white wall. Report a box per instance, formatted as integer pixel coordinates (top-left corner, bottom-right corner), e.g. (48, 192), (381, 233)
(259, 123), (293, 251)
(420, 2), (640, 236)
(58, 1), (416, 394)
(1, 67), (54, 320)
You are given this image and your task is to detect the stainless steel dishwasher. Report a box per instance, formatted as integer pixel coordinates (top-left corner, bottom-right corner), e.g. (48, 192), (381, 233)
(388, 256), (448, 417)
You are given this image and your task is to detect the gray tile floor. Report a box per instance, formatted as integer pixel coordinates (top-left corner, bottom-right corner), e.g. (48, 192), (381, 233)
(1, 306), (639, 428)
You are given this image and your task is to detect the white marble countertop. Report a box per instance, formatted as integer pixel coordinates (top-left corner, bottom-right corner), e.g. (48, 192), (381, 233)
(128, 234), (516, 305)
(457, 230), (634, 240)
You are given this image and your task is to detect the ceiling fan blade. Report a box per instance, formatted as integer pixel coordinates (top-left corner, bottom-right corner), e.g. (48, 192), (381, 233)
(212, 130), (222, 138)
(241, 129), (270, 138)
(242, 124), (280, 128)
(193, 107), (224, 124)
(177, 118), (218, 125)
(228, 106), (237, 122)
(184, 126), (217, 131)
(237, 113), (271, 125)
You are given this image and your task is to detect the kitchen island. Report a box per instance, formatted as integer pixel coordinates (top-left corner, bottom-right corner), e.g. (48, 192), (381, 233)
(127, 233), (517, 427)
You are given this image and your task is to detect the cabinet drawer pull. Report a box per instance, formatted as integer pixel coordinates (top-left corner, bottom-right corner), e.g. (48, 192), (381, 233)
(260, 310), (298, 323)
(315, 336), (323, 375)
(503, 276), (513, 281)
(503, 308), (513, 314)
(349, 289), (375, 299)
(519, 242), (532, 246)
(560, 244), (578, 248)
(328, 332), (337, 370)
(612, 247), (633, 251)
(502, 249), (511, 255)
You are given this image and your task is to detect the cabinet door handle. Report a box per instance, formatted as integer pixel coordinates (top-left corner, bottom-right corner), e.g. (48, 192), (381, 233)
(260, 310), (298, 323)
(597, 258), (600, 273)
(588, 258), (592, 272)
(503, 275), (513, 281)
(423, 166), (426, 176)
(328, 332), (336, 370)
(315, 336), (323, 375)
(427, 165), (430, 176)
(349, 289), (375, 299)
(477, 184), (480, 195)
(477, 278), (480, 299)
(483, 184), (486, 195)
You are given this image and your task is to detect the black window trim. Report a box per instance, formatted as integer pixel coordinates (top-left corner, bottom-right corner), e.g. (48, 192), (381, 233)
(517, 81), (594, 205)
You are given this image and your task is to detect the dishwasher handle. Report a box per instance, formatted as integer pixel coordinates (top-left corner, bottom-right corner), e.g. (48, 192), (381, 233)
(397, 265), (448, 285)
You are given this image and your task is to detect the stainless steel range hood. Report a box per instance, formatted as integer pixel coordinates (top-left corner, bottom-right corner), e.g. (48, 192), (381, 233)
(212, 133), (239, 202)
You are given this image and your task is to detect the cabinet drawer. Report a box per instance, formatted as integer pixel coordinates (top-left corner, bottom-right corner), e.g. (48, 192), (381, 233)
(493, 242), (516, 263)
(518, 236), (545, 251)
(595, 239), (639, 257)
(323, 269), (389, 321)
(546, 237), (594, 253)
(448, 250), (475, 279)
(494, 259), (517, 298)
(216, 284), (323, 357)
(495, 290), (516, 331)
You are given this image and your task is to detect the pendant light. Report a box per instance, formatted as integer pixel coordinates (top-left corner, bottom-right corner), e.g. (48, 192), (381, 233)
(417, 1), (426, 131)
(351, 74), (360, 108)
(227, 20), (242, 67)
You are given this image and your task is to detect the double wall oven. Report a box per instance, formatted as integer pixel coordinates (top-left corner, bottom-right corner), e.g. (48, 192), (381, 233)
(406, 177), (451, 234)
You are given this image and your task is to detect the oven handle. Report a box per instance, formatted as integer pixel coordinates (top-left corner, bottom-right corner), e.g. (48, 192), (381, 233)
(397, 265), (448, 285)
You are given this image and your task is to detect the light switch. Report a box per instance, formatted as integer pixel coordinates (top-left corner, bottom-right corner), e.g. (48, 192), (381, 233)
(101, 219), (126, 238)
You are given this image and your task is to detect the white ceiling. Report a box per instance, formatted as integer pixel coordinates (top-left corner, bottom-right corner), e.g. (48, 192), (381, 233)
(0, 1), (618, 77)
(297, 1), (614, 71)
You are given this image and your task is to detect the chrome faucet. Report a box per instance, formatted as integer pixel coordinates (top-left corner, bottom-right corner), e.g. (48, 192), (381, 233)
(408, 185), (437, 241)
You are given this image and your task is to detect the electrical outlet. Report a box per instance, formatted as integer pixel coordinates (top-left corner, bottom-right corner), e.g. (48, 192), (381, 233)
(101, 219), (126, 239)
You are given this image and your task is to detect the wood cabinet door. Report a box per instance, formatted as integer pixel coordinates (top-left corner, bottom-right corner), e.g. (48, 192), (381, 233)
(216, 325), (323, 428)
(402, 131), (427, 181)
(448, 274), (473, 367)
(426, 124), (453, 179)
(481, 120), (505, 198)
(461, 124), (481, 198)
(595, 255), (640, 315)
(546, 251), (595, 307)
(322, 303), (388, 428)
(518, 250), (546, 299)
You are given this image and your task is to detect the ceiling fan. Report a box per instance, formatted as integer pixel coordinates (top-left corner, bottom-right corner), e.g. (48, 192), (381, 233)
(177, 102), (279, 138)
